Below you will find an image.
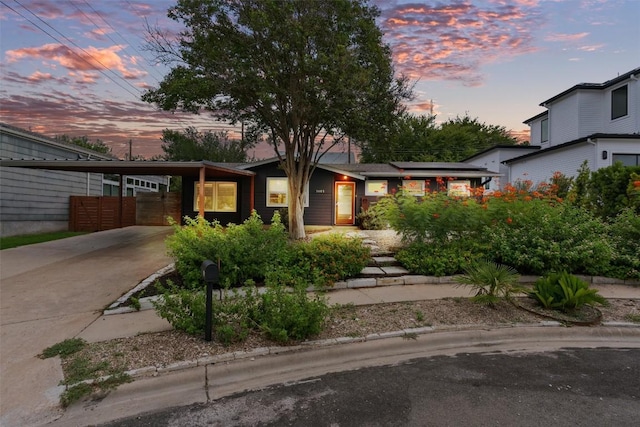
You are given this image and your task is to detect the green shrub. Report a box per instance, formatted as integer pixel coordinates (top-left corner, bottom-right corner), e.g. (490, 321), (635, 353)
(152, 280), (207, 335)
(294, 234), (370, 287)
(384, 192), (487, 244)
(152, 279), (261, 344)
(396, 240), (488, 277)
(165, 211), (288, 288)
(530, 272), (608, 312)
(153, 277), (328, 344)
(485, 202), (612, 276)
(606, 208), (640, 279)
(356, 200), (392, 230)
(585, 163), (640, 219)
(455, 260), (523, 306)
(256, 284), (328, 342)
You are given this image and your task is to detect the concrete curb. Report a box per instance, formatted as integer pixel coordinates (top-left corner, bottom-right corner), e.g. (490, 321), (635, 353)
(66, 321), (640, 390)
(104, 263), (640, 315)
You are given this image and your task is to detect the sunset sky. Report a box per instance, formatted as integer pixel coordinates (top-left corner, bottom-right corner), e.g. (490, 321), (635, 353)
(1, 0), (638, 159)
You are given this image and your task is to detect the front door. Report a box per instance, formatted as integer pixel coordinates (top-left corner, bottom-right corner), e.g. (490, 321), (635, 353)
(335, 182), (355, 225)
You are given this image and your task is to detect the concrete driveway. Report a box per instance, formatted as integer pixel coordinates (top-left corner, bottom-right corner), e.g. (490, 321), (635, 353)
(0, 226), (173, 427)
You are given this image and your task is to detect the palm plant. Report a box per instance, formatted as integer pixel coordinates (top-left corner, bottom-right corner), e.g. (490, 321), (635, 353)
(530, 272), (608, 312)
(455, 260), (523, 307)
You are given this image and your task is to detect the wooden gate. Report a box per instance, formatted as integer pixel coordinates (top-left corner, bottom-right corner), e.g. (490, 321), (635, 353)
(69, 196), (136, 232)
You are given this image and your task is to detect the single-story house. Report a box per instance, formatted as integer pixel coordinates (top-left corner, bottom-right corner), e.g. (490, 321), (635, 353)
(1, 154), (500, 229)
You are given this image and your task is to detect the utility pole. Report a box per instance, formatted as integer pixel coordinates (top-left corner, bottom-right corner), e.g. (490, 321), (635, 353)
(128, 139), (132, 160)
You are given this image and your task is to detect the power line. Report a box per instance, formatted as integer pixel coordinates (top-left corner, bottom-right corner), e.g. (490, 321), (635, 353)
(3, 0), (242, 141)
(73, 0), (167, 84)
(7, 0), (144, 100)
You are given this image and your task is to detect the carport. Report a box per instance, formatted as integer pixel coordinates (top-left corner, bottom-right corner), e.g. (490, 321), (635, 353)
(0, 159), (256, 227)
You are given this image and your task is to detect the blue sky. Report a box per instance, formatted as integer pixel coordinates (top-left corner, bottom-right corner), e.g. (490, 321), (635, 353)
(1, 0), (638, 159)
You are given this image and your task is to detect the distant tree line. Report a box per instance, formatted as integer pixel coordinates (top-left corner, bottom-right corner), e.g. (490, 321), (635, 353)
(358, 113), (522, 163)
(55, 135), (111, 155)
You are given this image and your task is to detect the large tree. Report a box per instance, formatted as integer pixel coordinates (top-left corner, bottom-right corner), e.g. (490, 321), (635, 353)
(143, 0), (410, 238)
(161, 127), (251, 162)
(359, 114), (520, 163)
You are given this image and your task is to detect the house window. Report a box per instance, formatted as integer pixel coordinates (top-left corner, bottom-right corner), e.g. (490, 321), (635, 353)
(541, 118), (549, 143)
(402, 180), (425, 196)
(612, 154), (640, 166)
(266, 177), (309, 207)
(448, 180), (471, 197)
(365, 180), (388, 196)
(611, 85), (628, 120)
(193, 182), (237, 212)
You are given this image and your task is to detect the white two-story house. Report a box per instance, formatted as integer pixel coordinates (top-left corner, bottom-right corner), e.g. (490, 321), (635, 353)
(467, 66), (640, 188)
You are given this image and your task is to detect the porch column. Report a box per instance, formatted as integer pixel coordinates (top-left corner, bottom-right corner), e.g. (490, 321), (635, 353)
(250, 175), (255, 212)
(198, 166), (205, 218)
(118, 174), (124, 227)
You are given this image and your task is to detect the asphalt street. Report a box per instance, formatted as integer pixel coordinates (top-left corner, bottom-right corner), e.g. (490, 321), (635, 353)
(101, 347), (640, 427)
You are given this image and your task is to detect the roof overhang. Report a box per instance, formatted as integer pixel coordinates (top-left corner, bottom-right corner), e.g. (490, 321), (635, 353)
(360, 171), (501, 178)
(0, 159), (255, 178)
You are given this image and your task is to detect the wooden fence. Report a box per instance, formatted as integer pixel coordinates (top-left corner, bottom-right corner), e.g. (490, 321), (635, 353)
(69, 196), (136, 232)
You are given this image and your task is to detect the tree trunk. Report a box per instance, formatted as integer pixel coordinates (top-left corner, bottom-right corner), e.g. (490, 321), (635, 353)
(288, 179), (306, 239)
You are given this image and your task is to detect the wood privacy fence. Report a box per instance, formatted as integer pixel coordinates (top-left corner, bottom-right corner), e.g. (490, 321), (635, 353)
(69, 196), (136, 232)
(135, 192), (181, 226)
(69, 192), (181, 232)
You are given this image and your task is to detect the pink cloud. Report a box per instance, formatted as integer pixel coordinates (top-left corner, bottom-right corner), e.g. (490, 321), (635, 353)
(578, 44), (605, 52)
(377, 1), (542, 86)
(5, 43), (146, 80)
(545, 32), (589, 42)
(26, 71), (53, 82)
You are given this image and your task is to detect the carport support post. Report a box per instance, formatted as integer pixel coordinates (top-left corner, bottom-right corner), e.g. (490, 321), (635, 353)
(198, 166), (205, 218)
(201, 260), (219, 342)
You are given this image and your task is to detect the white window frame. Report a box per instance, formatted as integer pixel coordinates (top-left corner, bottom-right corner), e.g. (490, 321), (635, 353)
(365, 180), (388, 196)
(193, 181), (237, 212)
(402, 179), (425, 196)
(447, 180), (471, 197)
(266, 177), (309, 207)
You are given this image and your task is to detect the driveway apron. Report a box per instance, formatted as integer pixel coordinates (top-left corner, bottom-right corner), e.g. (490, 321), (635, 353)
(0, 226), (173, 427)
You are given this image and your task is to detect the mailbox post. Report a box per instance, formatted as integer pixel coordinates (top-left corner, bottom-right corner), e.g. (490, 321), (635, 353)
(201, 259), (219, 342)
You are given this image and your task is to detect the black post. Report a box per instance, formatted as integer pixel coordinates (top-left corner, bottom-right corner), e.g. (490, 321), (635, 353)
(201, 260), (219, 342)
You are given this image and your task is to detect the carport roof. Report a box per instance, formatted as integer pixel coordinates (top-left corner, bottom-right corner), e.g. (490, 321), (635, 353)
(0, 159), (255, 178)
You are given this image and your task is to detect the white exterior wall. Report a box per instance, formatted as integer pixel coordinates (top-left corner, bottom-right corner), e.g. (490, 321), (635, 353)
(527, 116), (546, 148)
(577, 91), (604, 137)
(508, 143), (595, 186)
(548, 93), (579, 146)
(465, 151), (502, 191)
(467, 147), (541, 191)
(603, 79), (640, 134)
(595, 138), (640, 170)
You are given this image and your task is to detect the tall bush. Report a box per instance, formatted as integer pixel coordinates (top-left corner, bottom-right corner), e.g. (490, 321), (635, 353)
(606, 208), (640, 279)
(165, 211), (288, 288)
(585, 163), (640, 219)
(384, 191), (488, 244)
(485, 201), (612, 276)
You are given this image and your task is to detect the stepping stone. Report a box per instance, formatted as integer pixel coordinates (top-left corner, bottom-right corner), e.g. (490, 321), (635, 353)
(360, 267), (386, 276)
(380, 266), (410, 275)
(372, 256), (397, 265)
